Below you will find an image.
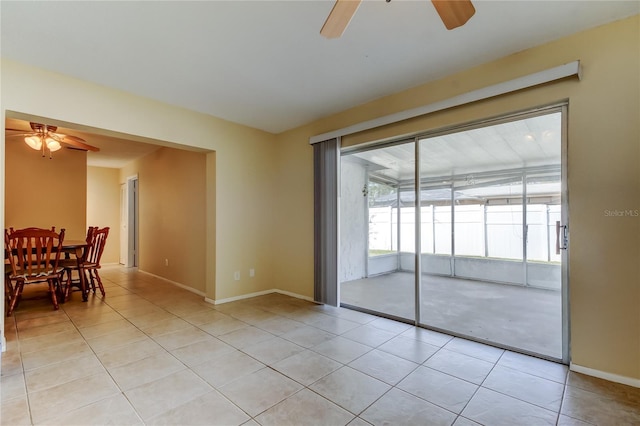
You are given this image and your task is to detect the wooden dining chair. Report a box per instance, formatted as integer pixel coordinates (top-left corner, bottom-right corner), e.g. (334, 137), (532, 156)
(4, 263), (14, 310)
(84, 227), (110, 297)
(5, 226), (57, 309)
(4, 227), (66, 316)
(59, 226), (94, 301)
(60, 226), (109, 300)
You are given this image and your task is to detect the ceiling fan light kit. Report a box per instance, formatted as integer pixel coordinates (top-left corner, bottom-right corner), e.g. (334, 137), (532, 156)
(320, 0), (475, 39)
(25, 124), (61, 158)
(24, 135), (43, 151)
(46, 138), (62, 152)
(5, 121), (100, 159)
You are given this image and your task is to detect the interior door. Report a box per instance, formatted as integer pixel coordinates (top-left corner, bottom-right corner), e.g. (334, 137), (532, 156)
(119, 183), (128, 265)
(126, 176), (138, 267)
(121, 176), (139, 268)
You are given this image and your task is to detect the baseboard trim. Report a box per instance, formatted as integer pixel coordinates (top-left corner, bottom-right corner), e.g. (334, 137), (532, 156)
(207, 289), (274, 305)
(273, 289), (315, 303)
(129, 270), (315, 306)
(570, 363), (640, 388)
(206, 288), (315, 305)
(137, 270), (206, 297)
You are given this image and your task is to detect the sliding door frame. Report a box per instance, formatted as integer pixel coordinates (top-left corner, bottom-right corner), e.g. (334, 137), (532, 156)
(337, 102), (570, 363)
(560, 103), (570, 365)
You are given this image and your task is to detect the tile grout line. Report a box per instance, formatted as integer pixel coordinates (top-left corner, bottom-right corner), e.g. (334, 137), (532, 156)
(13, 268), (632, 426)
(95, 273), (221, 423)
(62, 279), (145, 425)
(453, 346), (505, 423)
(84, 280), (234, 423)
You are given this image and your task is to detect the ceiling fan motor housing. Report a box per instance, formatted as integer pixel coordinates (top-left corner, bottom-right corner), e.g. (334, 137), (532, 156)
(29, 122), (58, 133)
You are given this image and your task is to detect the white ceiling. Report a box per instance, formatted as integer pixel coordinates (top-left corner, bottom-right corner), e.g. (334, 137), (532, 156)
(1, 1), (638, 165)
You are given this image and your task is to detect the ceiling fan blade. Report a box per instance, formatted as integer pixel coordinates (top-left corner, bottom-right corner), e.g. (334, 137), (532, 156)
(5, 127), (33, 134)
(7, 122), (99, 152)
(58, 134), (100, 152)
(5, 132), (33, 137)
(431, 0), (475, 30)
(320, 0), (362, 39)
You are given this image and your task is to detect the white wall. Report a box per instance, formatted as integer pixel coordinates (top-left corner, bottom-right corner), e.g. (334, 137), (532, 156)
(339, 161), (367, 282)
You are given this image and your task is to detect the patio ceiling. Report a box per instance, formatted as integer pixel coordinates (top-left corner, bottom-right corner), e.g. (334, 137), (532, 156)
(348, 112), (561, 182)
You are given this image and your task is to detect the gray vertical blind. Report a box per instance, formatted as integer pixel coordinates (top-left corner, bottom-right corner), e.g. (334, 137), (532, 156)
(313, 138), (339, 306)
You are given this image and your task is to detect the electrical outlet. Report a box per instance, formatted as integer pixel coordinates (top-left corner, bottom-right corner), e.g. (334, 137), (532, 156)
(234, 271), (240, 281)
(165, 259), (169, 266)
(249, 268), (255, 278)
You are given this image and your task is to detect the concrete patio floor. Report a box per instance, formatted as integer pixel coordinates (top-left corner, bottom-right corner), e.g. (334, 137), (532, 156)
(341, 272), (563, 360)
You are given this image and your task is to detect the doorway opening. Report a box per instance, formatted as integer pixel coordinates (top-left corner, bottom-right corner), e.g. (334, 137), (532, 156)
(339, 107), (568, 361)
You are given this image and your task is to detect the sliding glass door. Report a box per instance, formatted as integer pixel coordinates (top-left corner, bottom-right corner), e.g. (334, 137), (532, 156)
(339, 108), (566, 360)
(340, 141), (415, 322)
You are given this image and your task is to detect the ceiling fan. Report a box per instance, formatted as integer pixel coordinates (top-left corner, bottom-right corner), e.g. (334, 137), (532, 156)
(320, 0), (476, 39)
(6, 122), (99, 158)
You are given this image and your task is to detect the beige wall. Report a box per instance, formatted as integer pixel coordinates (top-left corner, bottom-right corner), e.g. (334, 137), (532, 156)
(119, 147), (208, 293)
(117, 141), (275, 300)
(1, 58), (276, 324)
(274, 16), (639, 381)
(5, 136), (87, 240)
(87, 166), (120, 264)
(212, 132), (277, 300)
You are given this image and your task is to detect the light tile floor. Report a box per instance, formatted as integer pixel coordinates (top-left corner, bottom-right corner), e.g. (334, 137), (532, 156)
(2, 266), (639, 425)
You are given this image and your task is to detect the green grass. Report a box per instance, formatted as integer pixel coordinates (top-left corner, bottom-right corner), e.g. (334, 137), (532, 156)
(369, 249), (395, 256)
